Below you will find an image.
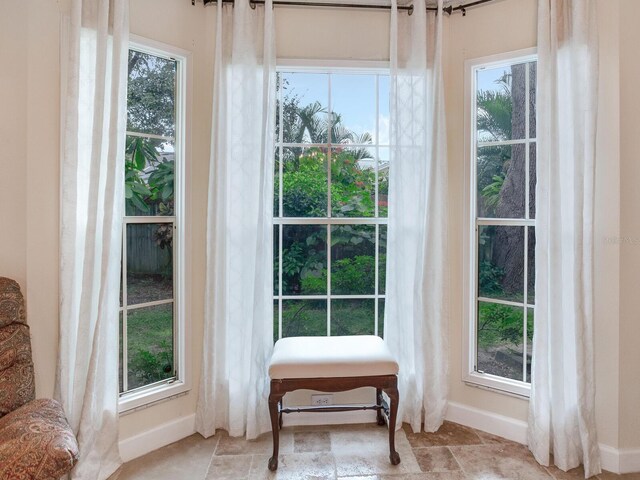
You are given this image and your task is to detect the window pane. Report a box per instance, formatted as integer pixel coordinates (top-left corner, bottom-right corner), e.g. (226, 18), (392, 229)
(476, 63), (527, 142)
(527, 226), (535, 304)
(119, 311), (124, 393)
(282, 225), (327, 295)
(378, 299), (385, 339)
(477, 144), (526, 219)
(273, 224), (280, 295)
(126, 223), (173, 305)
(279, 147), (328, 217)
(282, 299), (327, 337)
(273, 300), (279, 344)
(331, 147), (376, 218)
(274, 147), (281, 217)
(378, 147), (390, 217)
(127, 51), (176, 137)
(526, 307), (534, 383)
(331, 225), (376, 295)
(331, 74), (376, 142)
(478, 225), (525, 302)
(125, 136), (175, 216)
(529, 142), (536, 219)
(477, 301), (524, 381)
(529, 62), (537, 139)
(278, 72), (329, 144)
(331, 299), (375, 336)
(378, 75), (390, 146)
(127, 303), (174, 391)
(379, 225), (387, 295)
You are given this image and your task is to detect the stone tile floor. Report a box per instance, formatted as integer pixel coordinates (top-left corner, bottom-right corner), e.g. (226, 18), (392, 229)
(110, 421), (640, 480)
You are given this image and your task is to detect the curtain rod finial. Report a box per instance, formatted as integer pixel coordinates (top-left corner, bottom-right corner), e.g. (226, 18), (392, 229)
(408, 4), (414, 15)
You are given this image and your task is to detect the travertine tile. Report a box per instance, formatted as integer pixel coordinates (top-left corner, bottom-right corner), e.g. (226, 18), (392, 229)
(545, 463), (596, 479)
(330, 424), (412, 455)
(403, 422), (483, 448)
(338, 473), (467, 479)
(110, 433), (218, 480)
(294, 431), (332, 453)
(205, 454), (252, 479)
(598, 473), (640, 480)
(333, 450), (421, 477)
(413, 447), (460, 473)
(215, 429), (293, 456)
(473, 428), (518, 446)
(250, 452), (337, 480)
(450, 443), (552, 480)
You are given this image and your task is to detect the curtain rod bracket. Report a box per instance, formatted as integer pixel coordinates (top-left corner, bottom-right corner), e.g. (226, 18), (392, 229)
(250, 0), (257, 8)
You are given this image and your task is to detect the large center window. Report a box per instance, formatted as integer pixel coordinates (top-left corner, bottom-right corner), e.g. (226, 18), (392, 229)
(273, 69), (389, 340)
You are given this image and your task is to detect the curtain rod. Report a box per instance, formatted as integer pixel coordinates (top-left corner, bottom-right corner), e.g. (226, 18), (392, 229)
(194, 0), (496, 16)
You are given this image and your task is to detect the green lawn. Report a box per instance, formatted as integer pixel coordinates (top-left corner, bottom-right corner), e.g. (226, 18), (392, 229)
(122, 303), (174, 391)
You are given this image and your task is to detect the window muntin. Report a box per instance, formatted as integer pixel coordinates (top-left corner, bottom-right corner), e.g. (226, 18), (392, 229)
(468, 54), (537, 393)
(274, 70), (389, 340)
(120, 46), (183, 400)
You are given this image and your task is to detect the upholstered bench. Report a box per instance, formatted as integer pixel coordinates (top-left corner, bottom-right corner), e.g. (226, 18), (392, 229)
(267, 335), (400, 471)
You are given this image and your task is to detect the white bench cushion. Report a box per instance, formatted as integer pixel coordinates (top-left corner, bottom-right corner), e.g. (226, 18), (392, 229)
(268, 335), (399, 379)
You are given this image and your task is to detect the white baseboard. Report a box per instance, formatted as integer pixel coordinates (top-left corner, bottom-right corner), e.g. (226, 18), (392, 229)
(619, 447), (640, 474)
(445, 401), (528, 445)
(599, 443), (620, 474)
(118, 414), (196, 462)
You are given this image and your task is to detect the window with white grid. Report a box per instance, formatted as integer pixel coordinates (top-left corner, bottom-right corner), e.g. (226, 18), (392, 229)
(465, 51), (537, 396)
(273, 69), (390, 340)
(119, 40), (188, 409)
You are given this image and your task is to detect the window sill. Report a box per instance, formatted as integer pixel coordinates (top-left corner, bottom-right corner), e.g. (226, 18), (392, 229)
(119, 380), (191, 415)
(463, 371), (531, 399)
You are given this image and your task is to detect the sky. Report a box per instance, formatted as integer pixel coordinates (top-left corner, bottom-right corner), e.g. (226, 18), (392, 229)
(280, 72), (390, 148)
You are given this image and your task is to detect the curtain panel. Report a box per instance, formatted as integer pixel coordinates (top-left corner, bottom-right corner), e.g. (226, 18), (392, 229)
(528, 0), (600, 477)
(385, 0), (450, 433)
(196, 0), (276, 440)
(57, 0), (129, 478)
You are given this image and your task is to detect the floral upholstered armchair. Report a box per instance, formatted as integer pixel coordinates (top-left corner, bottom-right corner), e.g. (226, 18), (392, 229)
(0, 277), (79, 479)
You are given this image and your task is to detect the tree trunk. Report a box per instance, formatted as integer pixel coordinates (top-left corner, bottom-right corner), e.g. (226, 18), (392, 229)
(494, 63), (527, 296)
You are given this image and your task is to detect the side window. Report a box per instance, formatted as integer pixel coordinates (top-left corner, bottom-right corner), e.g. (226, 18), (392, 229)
(273, 70), (390, 340)
(466, 53), (537, 394)
(119, 45), (185, 402)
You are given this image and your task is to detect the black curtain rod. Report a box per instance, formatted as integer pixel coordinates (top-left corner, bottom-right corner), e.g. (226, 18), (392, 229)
(195, 0), (496, 16)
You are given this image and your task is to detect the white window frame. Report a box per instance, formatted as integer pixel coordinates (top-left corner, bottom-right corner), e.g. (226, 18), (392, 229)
(462, 48), (537, 398)
(119, 36), (192, 413)
(274, 59), (389, 339)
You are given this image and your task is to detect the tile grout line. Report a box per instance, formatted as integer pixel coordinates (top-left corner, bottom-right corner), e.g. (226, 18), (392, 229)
(445, 445), (471, 479)
(203, 433), (222, 479)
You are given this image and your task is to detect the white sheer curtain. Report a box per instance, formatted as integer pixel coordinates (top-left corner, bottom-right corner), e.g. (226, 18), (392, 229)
(196, 0), (276, 440)
(528, 0), (600, 477)
(385, 0), (449, 433)
(57, 0), (128, 479)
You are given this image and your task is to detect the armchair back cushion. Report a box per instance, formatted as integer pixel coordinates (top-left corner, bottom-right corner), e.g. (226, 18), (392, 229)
(0, 277), (36, 417)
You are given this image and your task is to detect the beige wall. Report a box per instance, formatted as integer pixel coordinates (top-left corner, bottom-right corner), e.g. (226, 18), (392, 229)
(618, 0), (640, 450)
(1, 0), (637, 453)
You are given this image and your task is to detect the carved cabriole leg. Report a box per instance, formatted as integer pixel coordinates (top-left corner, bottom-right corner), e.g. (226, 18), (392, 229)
(268, 383), (284, 471)
(376, 388), (385, 426)
(384, 384), (400, 465)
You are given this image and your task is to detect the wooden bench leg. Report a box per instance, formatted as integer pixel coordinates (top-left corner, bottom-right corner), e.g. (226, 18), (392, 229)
(268, 390), (284, 471)
(376, 388), (385, 426)
(384, 385), (401, 465)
